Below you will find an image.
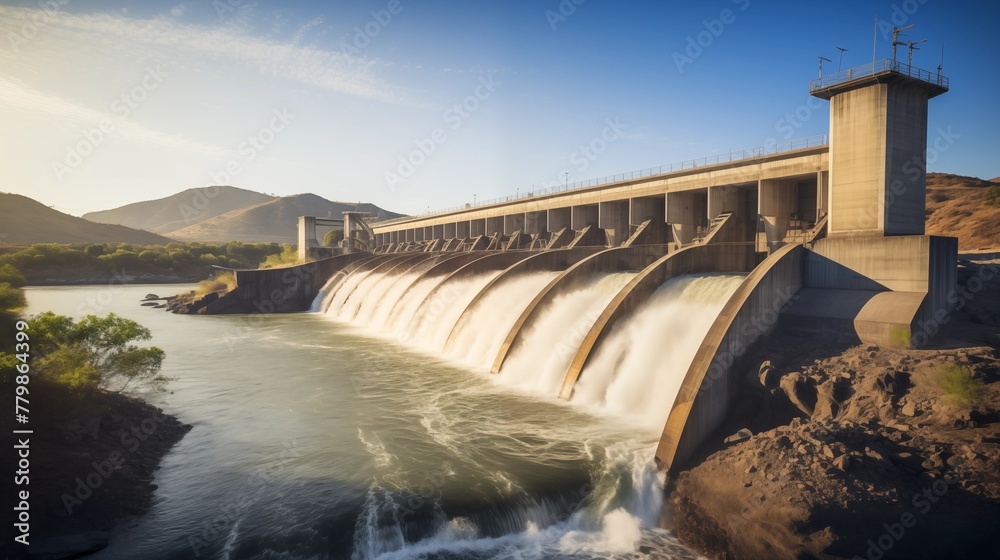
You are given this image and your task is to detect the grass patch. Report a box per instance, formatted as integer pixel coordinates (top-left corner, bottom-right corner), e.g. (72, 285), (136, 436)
(934, 363), (986, 405)
(196, 271), (235, 295)
(890, 327), (912, 349)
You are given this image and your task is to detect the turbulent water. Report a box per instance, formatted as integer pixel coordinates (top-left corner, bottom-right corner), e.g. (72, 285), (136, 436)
(26, 269), (742, 559)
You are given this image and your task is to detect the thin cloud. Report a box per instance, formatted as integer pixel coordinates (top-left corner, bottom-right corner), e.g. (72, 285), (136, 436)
(0, 75), (231, 156)
(0, 5), (406, 103)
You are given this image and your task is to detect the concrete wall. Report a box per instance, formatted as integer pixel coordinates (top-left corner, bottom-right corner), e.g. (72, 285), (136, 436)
(548, 208), (572, 232)
(599, 200), (630, 246)
(667, 190), (707, 245)
(884, 86), (929, 235)
(525, 211), (547, 235)
(829, 84), (886, 235)
(233, 252), (372, 313)
(572, 205), (599, 231)
(655, 243), (804, 471)
(504, 214), (525, 235)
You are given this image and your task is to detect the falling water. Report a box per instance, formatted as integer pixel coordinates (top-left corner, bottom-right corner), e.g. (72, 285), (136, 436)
(310, 262), (746, 559)
(571, 274), (745, 432)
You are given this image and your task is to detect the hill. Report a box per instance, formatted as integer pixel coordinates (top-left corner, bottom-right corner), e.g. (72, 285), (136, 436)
(0, 193), (173, 245)
(167, 194), (405, 243)
(82, 186), (274, 234)
(924, 172), (1000, 251)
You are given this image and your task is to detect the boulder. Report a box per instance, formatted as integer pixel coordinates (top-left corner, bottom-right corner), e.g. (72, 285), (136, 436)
(780, 372), (818, 416)
(724, 428), (753, 445)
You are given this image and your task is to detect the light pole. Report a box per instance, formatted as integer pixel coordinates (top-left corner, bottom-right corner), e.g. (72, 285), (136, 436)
(563, 171), (569, 190)
(473, 193), (476, 205)
(836, 47), (848, 71)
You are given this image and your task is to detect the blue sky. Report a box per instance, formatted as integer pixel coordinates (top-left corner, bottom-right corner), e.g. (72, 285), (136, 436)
(1, 0), (997, 217)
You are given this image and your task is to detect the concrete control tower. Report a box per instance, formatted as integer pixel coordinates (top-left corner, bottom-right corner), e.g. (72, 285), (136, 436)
(810, 58), (949, 237)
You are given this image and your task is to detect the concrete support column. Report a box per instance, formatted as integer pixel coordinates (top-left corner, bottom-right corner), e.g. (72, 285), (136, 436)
(666, 191), (707, 246)
(818, 170), (830, 220)
(599, 200), (629, 246)
(298, 216), (318, 261)
(457, 221), (470, 239)
(470, 219), (486, 237)
(708, 185), (739, 219)
(759, 179), (797, 250)
(571, 204), (599, 231)
(524, 211), (547, 235)
(504, 214), (525, 235)
(548, 208), (572, 233)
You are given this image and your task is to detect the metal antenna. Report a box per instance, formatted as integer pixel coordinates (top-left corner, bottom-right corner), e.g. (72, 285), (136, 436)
(907, 38), (926, 67)
(892, 24), (914, 61)
(836, 47), (848, 72)
(818, 56), (832, 78)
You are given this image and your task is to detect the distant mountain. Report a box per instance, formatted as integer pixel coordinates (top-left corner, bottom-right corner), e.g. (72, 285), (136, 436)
(925, 173), (1000, 251)
(82, 186), (274, 234)
(0, 193), (173, 245)
(167, 194), (405, 242)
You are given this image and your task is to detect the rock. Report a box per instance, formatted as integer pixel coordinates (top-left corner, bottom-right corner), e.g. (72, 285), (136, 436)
(745, 465), (757, 474)
(780, 372), (818, 416)
(724, 428), (753, 445)
(144, 293), (159, 300)
(141, 302), (160, 307)
(902, 402), (917, 417)
(759, 360), (779, 389)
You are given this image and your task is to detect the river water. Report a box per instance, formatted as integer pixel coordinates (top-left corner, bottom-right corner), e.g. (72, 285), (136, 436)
(25, 277), (739, 559)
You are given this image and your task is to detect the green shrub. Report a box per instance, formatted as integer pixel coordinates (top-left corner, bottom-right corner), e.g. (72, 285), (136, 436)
(0, 264), (27, 287)
(323, 230), (344, 246)
(260, 244), (298, 268)
(84, 244), (105, 257)
(0, 283), (27, 311)
(986, 184), (1000, 208)
(934, 363), (986, 405)
(26, 311), (168, 393)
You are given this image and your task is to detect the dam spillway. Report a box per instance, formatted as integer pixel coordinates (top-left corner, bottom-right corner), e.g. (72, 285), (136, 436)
(314, 250), (745, 434)
(217, 58), (958, 474)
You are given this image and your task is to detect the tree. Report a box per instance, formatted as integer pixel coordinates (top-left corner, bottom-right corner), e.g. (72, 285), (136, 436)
(27, 312), (168, 394)
(0, 264), (27, 287)
(0, 283), (27, 311)
(323, 229), (345, 246)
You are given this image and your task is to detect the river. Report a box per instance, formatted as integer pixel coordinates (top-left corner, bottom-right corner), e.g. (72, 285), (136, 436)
(25, 280), (735, 559)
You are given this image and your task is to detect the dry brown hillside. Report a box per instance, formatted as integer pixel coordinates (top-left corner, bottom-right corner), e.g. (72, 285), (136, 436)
(0, 193), (173, 245)
(925, 172), (1000, 251)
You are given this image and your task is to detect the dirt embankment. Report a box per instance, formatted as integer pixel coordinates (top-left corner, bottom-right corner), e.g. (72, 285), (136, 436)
(2, 383), (190, 559)
(666, 259), (1000, 560)
(925, 173), (1000, 251)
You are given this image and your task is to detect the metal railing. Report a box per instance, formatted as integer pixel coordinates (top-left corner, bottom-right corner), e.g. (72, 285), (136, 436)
(809, 58), (949, 93)
(376, 134), (829, 225)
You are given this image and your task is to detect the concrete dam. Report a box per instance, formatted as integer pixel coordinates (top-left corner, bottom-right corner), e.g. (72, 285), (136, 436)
(221, 59), (956, 472)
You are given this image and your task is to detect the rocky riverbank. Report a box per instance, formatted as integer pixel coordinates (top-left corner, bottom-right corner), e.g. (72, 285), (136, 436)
(665, 259), (1000, 560)
(12, 384), (190, 559)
